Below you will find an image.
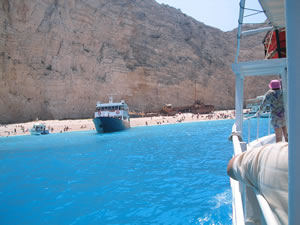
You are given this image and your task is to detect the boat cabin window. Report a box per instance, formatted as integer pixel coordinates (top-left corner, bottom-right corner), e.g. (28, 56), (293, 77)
(97, 105), (125, 111)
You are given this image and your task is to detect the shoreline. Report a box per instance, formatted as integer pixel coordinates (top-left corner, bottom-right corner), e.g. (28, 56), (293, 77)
(0, 110), (235, 137)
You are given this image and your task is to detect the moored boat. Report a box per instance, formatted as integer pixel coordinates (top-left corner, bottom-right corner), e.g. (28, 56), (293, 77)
(93, 97), (130, 133)
(30, 123), (49, 135)
(244, 95), (270, 118)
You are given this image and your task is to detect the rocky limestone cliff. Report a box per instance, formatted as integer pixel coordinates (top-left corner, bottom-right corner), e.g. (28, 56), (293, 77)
(0, 0), (274, 123)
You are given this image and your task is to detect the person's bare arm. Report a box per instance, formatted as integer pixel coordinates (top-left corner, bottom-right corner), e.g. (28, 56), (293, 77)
(227, 156), (238, 180)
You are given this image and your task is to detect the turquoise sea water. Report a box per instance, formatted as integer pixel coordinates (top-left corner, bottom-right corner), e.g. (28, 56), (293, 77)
(0, 118), (271, 225)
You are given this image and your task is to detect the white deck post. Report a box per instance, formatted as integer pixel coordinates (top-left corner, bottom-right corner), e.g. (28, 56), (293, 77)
(235, 74), (244, 132)
(281, 69), (288, 129)
(235, 0), (246, 63)
(286, 1), (300, 224)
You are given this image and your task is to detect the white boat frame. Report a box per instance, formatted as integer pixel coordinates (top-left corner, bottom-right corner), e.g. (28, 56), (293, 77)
(230, 0), (300, 224)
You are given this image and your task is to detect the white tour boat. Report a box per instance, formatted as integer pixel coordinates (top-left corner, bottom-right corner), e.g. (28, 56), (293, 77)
(93, 97), (130, 133)
(230, 0), (300, 224)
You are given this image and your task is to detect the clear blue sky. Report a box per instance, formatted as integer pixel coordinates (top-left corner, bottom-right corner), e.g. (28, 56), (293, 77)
(156, 0), (266, 32)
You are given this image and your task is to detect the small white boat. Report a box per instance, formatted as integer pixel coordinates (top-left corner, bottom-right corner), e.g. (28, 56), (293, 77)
(30, 124), (49, 135)
(244, 95), (270, 118)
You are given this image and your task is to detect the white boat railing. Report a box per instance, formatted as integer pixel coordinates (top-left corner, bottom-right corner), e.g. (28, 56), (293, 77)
(254, 189), (279, 225)
(231, 122), (278, 225)
(244, 113), (272, 144)
(230, 124), (246, 225)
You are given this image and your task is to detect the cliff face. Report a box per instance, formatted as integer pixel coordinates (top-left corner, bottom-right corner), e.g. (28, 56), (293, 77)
(0, 0), (271, 123)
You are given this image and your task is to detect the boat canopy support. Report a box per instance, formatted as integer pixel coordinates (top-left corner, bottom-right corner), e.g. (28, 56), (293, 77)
(235, 74), (244, 132)
(235, 0), (246, 63)
(240, 26), (273, 38)
(232, 58), (287, 132)
(232, 58), (287, 77)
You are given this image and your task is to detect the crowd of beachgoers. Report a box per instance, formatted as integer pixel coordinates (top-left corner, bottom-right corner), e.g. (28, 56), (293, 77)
(0, 110), (235, 137)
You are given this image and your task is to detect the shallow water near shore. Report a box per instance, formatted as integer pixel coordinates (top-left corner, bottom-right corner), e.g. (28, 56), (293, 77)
(0, 119), (271, 225)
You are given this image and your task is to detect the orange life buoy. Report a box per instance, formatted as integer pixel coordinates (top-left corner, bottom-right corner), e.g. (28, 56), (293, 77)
(116, 110), (120, 114)
(98, 111), (101, 115)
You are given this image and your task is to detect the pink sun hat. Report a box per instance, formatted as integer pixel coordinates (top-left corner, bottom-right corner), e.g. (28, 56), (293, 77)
(269, 80), (281, 89)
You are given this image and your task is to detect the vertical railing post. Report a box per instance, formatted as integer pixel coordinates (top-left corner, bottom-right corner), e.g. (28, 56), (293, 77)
(235, 74), (244, 133)
(248, 119), (251, 143)
(256, 116), (260, 141)
(268, 112), (271, 135)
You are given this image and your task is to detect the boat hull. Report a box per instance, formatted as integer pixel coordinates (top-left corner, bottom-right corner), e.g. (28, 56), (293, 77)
(244, 112), (270, 118)
(30, 130), (49, 135)
(93, 117), (130, 133)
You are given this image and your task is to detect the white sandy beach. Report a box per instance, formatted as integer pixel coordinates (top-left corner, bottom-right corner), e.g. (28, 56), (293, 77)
(0, 110), (235, 137)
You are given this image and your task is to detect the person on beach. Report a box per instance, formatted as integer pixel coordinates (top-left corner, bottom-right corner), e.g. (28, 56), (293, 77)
(227, 142), (288, 225)
(256, 80), (288, 142)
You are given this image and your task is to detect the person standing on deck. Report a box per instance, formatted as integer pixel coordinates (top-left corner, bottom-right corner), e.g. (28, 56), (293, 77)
(256, 80), (288, 142)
